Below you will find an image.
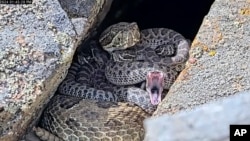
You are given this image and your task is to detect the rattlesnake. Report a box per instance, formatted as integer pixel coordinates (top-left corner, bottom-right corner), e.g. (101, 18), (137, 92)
(35, 22), (190, 141)
(101, 22), (189, 104)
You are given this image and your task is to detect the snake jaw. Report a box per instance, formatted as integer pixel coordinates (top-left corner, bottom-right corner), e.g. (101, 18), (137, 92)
(146, 71), (164, 105)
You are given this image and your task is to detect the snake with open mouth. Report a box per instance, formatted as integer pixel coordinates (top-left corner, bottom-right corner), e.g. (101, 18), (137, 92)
(35, 22), (190, 141)
(100, 22), (189, 105)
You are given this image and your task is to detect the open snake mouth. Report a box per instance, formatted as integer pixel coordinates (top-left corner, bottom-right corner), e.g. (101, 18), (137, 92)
(146, 71), (164, 105)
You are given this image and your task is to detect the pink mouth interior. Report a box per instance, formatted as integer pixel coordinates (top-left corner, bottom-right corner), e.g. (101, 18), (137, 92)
(150, 92), (161, 105)
(146, 71), (164, 105)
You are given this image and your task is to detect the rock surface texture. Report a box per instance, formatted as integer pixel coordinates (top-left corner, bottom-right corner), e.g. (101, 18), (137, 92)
(0, 0), (111, 140)
(144, 0), (250, 140)
(154, 0), (250, 116)
(144, 91), (250, 141)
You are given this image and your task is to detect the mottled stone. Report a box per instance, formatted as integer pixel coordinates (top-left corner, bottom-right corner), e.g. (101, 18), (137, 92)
(0, 0), (111, 140)
(155, 0), (250, 116)
(144, 0), (250, 140)
(144, 91), (250, 141)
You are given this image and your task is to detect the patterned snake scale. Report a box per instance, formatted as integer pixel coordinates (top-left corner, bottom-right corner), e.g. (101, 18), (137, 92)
(35, 22), (190, 141)
(101, 22), (190, 104)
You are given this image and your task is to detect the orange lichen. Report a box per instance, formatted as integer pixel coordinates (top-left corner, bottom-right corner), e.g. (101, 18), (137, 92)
(177, 69), (190, 81)
(239, 8), (250, 15)
(192, 38), (209, 52)
(212, 32), (223, 45)
(208, 50), (217, 56)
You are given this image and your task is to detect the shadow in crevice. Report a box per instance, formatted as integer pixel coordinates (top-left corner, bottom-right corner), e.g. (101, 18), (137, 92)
(99, 0), (215, 41)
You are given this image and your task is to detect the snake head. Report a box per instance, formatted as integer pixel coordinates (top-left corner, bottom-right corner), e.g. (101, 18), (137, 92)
(146, 71), (164, 105)
(99, 22), (140, 52)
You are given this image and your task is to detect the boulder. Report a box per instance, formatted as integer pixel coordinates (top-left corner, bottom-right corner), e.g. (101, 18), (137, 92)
(0, 0), (112, 140)
(144, 0), (250, 140)
(154, 0), (250, 116)
(144, 91), (250, 141)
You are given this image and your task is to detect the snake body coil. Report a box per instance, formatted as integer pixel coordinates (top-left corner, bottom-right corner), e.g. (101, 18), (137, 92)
(35, 22), (190, 141)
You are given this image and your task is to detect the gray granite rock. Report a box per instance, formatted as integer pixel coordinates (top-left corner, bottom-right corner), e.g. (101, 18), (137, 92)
(154, 0), (250, 116)
(145, 0), (250, 140)
(58, 0), (113, 40)
(59, 0), (105, 18)
(0, 0), (111, 140)
(144, 91), (250, 141)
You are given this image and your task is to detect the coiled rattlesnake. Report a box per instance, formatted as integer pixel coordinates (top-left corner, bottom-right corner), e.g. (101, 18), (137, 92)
(100, 22), (189, 105)
(34, 22), (190, 141)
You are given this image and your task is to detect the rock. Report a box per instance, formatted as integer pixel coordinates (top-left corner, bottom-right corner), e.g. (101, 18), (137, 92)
(0, 0), (112, 140)
(154, 0), (250, 116)
(145, 0), (250, 140)
(144, 91), (250, 141)
(59, 0), (113, 40)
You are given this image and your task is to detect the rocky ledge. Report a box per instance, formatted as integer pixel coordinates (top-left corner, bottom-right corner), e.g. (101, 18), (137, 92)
(145, 0), (250, 140)
(0, 0), (112, 140)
